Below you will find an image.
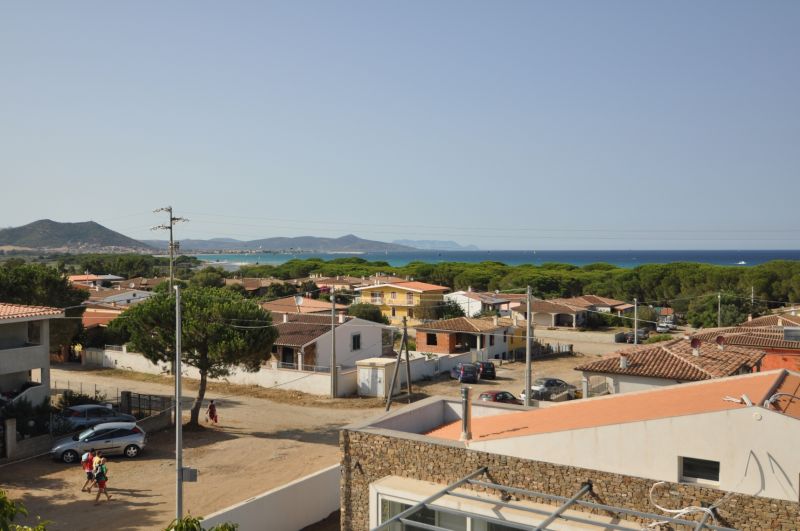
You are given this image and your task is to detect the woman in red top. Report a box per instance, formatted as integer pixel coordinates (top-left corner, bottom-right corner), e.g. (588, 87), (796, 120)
(205, 400), (218, 424)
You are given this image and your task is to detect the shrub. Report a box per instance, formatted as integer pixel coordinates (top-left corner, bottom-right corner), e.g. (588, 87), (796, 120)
(645, 334), (673, 344)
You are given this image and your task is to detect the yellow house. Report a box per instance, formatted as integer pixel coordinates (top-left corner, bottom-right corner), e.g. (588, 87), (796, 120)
(354, 281), (449, 325)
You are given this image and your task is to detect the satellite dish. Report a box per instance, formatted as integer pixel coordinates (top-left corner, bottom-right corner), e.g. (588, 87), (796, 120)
(690, 338), (701, 349)
(294, 295), (303, 306)
(715, 335), (726, 346)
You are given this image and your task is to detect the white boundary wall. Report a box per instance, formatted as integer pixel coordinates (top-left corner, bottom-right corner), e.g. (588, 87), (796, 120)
(202, 464), (340, 530)
(83, 348), (357, 396)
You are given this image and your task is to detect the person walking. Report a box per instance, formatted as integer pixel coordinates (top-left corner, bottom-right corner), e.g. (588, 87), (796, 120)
(205, 400), (218, 425)
(81, 449), (95, 492)
(93, 457), (112, 505)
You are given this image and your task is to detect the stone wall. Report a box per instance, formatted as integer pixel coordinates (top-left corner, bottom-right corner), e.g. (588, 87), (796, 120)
(340, 430), (799, 531)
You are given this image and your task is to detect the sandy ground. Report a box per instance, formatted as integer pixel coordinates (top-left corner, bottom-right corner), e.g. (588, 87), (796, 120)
(1, 366), (384, 531)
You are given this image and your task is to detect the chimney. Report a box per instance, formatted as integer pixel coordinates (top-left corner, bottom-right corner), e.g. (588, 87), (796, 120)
(283, 314), (288, 323)
(338, 313), (345, 324)
(747, 314), (752, 322)
(460, 387), (472, 441)
(778, 318), (783, 327)
(512, 314), (518, 326)
(467, 285), (473, 292)
(493, 316), (498, 326)
(692, 347), (699, 356)
(619, 354), (628, 369)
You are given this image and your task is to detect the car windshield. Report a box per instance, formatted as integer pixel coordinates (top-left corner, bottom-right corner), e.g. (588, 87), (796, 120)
(533, 378), (548, 385)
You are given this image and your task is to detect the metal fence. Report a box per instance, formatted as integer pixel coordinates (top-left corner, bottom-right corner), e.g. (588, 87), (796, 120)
(51, 379), (121, 404)
(123, 392), (173, 419)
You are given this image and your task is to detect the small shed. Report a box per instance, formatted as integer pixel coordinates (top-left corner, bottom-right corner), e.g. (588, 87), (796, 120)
(356, 357), (406, 398)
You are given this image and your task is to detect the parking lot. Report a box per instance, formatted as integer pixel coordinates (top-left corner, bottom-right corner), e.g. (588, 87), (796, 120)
(1, 367), (383, 531)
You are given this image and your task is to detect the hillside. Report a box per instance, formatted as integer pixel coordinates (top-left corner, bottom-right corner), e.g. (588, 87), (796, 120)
(143, 234), (416, 252)
(0, 220), (152, 251)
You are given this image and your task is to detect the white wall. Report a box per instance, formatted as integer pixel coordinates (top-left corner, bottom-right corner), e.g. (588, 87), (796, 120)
(467, 407), (800, 501)
(581, 372), (682, 394)
(444, 292), (482, 317)
(0, 322), (27, 348)
(202, 464), (340, 531)
(0, 320), (51, 398)
(84, 348), (358, 396)
(313, 318), (388, 368)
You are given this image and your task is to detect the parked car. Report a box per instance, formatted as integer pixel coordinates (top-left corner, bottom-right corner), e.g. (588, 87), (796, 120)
(520, 378), (577, 401)
(475, 361), (496, 380)
(478, 390), (522, 405)
(59, 404), (136, 430)
(624, 328), (650, 343)
(449, 363), (479, 383)
(50, 422), (146, 463)
(655, 324), (671, 333)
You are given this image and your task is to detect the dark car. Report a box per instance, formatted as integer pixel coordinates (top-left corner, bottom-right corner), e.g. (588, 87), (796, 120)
(475, 361), (496, 380)
(449, 363), (479, 383)
(478, 390), (522, 405)
(624, 328), (650, 343)
(520, 378), (577, 401)
(59, 405), (136, 430)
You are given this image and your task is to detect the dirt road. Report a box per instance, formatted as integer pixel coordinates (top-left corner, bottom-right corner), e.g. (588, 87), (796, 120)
(1, 366), (383, 531)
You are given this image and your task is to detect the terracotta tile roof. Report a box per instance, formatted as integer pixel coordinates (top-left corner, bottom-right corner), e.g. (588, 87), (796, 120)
(272, 312), (353, 346)
(551, 295), (630, 310)
(0, 303), (63, 320)
(512, 299), (583, 315)
(766, 372), (800, 419)
(740, 313), (800, 328)
(660, 307), (675, 316)
(354, 281), (449, 293)
(416, 317), (504, 334)
(115, 277), (167, 290)
(574, 338), (764, 381)
(261, 296), (347, 315)
(82, 307), (124, 328)
(692, 326), (800, 351)
(427, 370), (796, 442)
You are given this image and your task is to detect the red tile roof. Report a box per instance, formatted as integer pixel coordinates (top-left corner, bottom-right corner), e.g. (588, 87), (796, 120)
(740, 313), (800, 328)
(261, 296), (347, 315)
(355, 281), (449, 293)
(551, 295), (630, 310)
(574, 338), (764, 381)
(692, 326), (800, 351)
(415, 317), (505, 334)
(427, 370), (797, 442)
(0, 303), (63, 320)
(272, 312), (353, 346)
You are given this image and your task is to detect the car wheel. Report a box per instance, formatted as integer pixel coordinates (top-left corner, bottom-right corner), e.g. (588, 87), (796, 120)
(124, 444), (141, 458)
(62, 450), (79, 464)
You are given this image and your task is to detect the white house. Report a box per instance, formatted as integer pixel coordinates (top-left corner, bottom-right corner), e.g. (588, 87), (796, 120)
(574, 337), (764, 395)
(0, 303), (63, 407)
(444, 290), (510, 317)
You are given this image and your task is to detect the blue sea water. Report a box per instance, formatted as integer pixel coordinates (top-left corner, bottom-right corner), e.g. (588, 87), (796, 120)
(195, 250), (800, 269)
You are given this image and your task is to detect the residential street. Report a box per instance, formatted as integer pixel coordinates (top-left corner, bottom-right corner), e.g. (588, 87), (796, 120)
(1, 366), (383, 531)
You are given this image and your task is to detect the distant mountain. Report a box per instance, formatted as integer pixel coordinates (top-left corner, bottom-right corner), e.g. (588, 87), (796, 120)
(0, 220), (152, 252)
(145, 234), (417, 252)
(393, 239), (479, 251)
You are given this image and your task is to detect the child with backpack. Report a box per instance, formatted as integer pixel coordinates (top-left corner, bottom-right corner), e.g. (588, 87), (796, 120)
(93, 457), (112, 505)
(81, 449), (96, 492)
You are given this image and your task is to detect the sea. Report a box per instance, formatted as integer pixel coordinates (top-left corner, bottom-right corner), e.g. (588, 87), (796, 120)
(195, 250), (800, 270)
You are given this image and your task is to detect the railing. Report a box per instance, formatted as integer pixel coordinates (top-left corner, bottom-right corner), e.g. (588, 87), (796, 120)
(123, 392), (172, 419)
(104, 344), (124, 351)
(51, 379), (121, 404)
(277, 361), (298, 370)
(0, 341), (40, 352)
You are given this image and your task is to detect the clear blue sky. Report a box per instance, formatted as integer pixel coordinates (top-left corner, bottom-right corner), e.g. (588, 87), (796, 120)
(2, 1), (798, 250)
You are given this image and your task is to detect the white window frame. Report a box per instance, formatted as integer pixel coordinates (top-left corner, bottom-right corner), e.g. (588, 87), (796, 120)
(679, 456), (720, 486)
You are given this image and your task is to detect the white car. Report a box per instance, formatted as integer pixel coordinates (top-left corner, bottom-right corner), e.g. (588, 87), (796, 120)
(656, 325), (671, 333)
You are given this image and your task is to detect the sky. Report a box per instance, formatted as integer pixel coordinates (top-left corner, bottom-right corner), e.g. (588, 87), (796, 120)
(1, 1), (799, 250)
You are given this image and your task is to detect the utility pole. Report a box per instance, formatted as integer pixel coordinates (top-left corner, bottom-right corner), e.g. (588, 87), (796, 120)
(385, 317), (408, 412)
(153, 206), (188, 291)
(634, 298), (638, 345)
(751, 285), (755, 310)
(174, 285), (183, 521)
(717, 292), (722, 327)
(330, 293), (337, 399)
(524, 286), (532, 407)
(403, 317), (412, 403)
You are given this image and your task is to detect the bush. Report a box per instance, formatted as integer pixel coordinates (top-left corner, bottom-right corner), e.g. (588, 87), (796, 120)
(55, 389), (106, 410)
(0, 398), (52, 438)
(645, 334), (673, 344)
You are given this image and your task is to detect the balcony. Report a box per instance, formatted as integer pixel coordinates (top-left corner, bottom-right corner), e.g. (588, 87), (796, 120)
(0, 343), (48, 374)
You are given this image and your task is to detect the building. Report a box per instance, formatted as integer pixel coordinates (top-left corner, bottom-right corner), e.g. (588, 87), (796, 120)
(0, 303), (63, 407)
(575, 337), (764, 394)
(414, 316), (520, 360)
(353, 281), (449, 325)
(260, 296), (347, 316)
(444, 290), (510, 317)
(67, 274), (124, 287)
(510, 299), (588, 328)
(340, 370), (800, 529)
(551, 294), (634, 315)
(112, 277), (167, 291)
(223, 277), (286, 297)
(691, 315), (800, 372)
(86, 286), (154, 308)
(267, 312), (392, 372)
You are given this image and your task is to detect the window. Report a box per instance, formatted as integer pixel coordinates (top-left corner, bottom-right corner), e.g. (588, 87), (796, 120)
(406, 293), (414, 305)
(408, 308), (414, 318)
(351, 333), (361, 351)
(391, 291), (397, 300)
(391, 307), (396, 317)
(489, 335), (495, 346)
(380, 498), (465, 531)
(426, 333), (437, 346)
(371, 292), (382, 304)
(681, 457), (720, 483)
(503, 331), (507, 343)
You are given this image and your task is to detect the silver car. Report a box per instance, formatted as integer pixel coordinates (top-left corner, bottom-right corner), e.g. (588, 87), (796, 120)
(58, 404), (136, 430)
(50, 421), (146, 463)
